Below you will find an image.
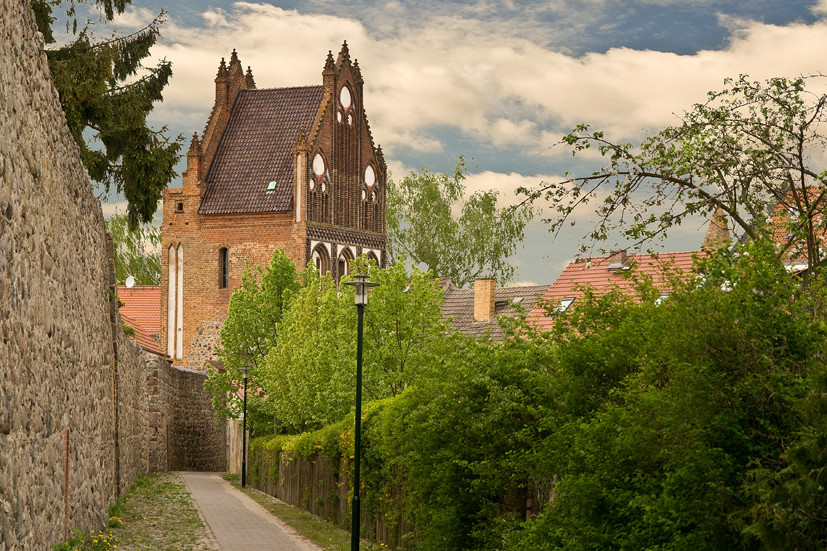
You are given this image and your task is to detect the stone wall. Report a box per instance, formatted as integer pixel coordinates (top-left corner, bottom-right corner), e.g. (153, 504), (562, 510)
(0, 1), (117, 547)
(165, 366), (227, 472)
(0, 3), (225, 548)
(145, 358), (226, 473)
(145, 352), (171, 472)
(187, 321), (223, 371)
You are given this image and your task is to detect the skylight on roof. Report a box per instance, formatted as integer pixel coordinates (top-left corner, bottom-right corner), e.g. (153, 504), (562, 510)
(266, 181), (277, 192)
(555, 297), (575, 314)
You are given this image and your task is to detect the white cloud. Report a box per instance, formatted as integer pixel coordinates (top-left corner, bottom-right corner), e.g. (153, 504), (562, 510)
(149, 2), (827, 162)
(111, 7), (157, 29)
(136, 2), (827, 284)
(101, 202), (128, 218)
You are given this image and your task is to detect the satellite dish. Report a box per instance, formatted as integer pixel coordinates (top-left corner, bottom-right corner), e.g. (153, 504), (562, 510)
(125, 275), (135, 288)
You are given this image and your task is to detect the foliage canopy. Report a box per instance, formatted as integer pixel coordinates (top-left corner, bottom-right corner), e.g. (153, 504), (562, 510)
(105, 213), (160, 285)
(522, 75), (827, 273)
(388, 157), (534, 287)
(33, 0), (182, 228)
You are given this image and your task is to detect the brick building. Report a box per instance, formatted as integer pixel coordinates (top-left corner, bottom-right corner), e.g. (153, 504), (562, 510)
(161, 43), (387, 367)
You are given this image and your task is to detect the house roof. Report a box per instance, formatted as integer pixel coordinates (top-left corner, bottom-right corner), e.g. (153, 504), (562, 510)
(442, 284), (549, 340)
(528, 251), (700, 332)
(117, 285), (161, 336)
(199, 85), (325, 215)
(121, 312), (165, 356)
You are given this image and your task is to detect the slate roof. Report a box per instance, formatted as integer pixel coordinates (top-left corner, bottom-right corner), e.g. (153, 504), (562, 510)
(199, 86), (325, 214)
(117, 285), (161, 337)
(442, 285), (549, 340)
(528, 251), (700, 332)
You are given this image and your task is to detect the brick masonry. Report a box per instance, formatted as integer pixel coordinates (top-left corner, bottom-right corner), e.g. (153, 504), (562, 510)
(160, 45), (388, 368)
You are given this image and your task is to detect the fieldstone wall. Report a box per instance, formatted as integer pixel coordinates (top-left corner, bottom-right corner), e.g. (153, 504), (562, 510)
(145, 352), (171, 472)
(112, 332), (149, 494)
(187, 321), (222, 371)
(165, 366), (227, 471)
(0, 1), (117, 547)
(147, 357), (226, 473)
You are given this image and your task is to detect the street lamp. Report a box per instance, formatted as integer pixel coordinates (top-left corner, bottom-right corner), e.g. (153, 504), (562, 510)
(343, 274), (379, 550)
(241, 364), (248, 488)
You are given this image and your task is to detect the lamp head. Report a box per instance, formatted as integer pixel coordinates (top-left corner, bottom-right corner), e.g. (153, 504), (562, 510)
(343, 274), (379, 305)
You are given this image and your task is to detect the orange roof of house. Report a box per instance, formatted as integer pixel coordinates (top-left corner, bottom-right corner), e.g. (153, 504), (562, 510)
(117, 285), (161, 337)
(528, 250), (701, 332)
(121, 311), (165, 356)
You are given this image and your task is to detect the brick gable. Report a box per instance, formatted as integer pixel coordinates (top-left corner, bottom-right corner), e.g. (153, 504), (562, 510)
(200, 86), (325, 214)
(160, 43), (387, 368)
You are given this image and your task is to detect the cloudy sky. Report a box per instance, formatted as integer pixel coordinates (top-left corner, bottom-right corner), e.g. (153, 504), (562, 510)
(96, 0), (827, 285)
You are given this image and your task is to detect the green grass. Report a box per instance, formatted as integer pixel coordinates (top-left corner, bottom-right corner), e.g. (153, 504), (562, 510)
(228, 479), (353, 551)
(53, 472), (215, 551)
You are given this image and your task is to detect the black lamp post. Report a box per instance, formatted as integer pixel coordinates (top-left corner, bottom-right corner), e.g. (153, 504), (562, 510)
(241, 364), (248, 488)
(343, 274), (378, 550)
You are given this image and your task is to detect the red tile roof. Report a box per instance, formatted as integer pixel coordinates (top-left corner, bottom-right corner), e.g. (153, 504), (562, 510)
(117, 285), (161, 337)
(199, 86), (325, 214)
(528, 251), (701, 332)
(120, 312), (165, 356)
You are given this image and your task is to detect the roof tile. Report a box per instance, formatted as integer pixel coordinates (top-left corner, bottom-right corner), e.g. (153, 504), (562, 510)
(117, 285), (161, 336)
(528, 251), (701, 332)
(200, 86), (325, 214)
(443, 285), (549, 340)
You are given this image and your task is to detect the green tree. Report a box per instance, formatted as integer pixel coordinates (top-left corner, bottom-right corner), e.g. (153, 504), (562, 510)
(105, 213), (160, 285)
(260, 260), (447, 433)
(259, 269), (353, 432)
(506, 243), (825, 550)
(33, 0), (182, 228)
(360, 260), (448, 397)
(204, 250), (299, 425)
(388, 157), (534, 287)
(523, 75), (827, 271)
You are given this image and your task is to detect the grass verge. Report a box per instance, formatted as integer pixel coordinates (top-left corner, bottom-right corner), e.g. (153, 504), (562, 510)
(52, 472), (216, 551)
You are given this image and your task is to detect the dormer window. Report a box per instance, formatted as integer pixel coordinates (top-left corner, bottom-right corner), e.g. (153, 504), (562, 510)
(266, 181), (277, 193)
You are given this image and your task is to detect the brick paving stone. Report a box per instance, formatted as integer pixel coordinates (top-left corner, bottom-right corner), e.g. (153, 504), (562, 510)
(181, 471), (322, 551)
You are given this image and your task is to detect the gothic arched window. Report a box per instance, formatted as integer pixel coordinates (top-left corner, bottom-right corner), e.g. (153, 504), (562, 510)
(312, 245), (330, 275)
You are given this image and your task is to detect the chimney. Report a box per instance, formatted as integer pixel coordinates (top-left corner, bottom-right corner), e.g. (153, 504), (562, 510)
(606, 249), (627, 270)
(703, 207), (732, 250)
(474, 278), (496, 322)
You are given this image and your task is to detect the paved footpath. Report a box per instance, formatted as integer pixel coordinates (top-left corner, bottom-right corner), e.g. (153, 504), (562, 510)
(181, 472), (322, 551)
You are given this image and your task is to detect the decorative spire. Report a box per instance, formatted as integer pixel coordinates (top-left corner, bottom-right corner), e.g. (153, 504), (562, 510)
(216, 57), (228, 79)
(294, 128), (308, 152)
(703, 207), (732, 250)
(245, 66), (256, 89)
(337, 40), (351, 65)
(324, 50), (335, 73)
(187, 132), (202, 155)
(353, 59), (363, 84)
(230, 48), (239, 65)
